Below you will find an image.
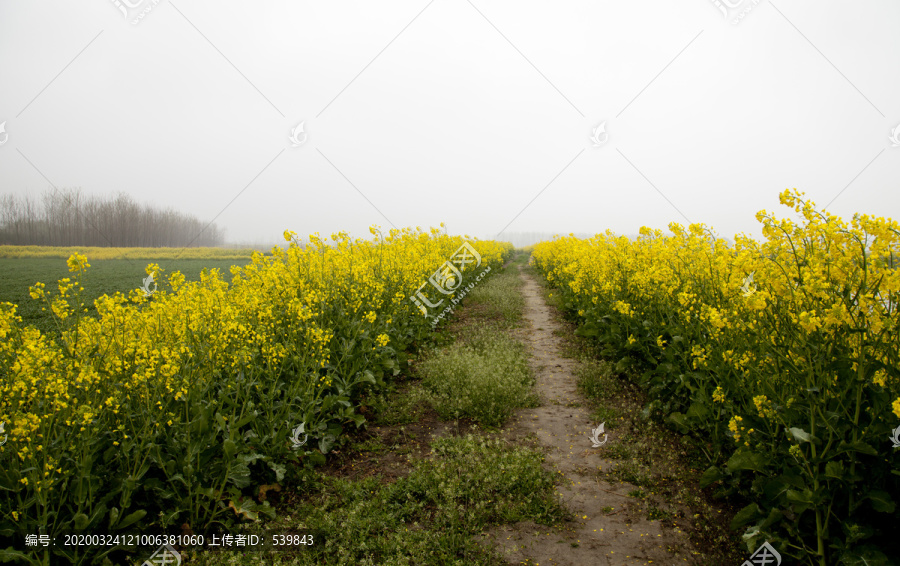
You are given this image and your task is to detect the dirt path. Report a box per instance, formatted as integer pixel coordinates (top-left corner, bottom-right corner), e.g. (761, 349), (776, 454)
(487, 266), (700, 565)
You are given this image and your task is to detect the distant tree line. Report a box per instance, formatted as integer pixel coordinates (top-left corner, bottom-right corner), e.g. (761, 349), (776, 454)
(0, 188), (225, 247)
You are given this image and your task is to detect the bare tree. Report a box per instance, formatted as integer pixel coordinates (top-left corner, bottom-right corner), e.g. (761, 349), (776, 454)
(0, 188), (226, 247)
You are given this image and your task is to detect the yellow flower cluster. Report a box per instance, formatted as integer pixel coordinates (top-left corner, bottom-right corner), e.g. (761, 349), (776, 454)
(532, 189), (900, 430)
(532, 191), (900, 555)
(728, 415), (744, 442)
(712, 386), (725, 403)
(752, 395), (776, 420)
(0, 226), (512, 534)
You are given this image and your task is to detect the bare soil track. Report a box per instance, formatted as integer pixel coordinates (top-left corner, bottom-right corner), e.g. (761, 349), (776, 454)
(484, 266), (701, 566)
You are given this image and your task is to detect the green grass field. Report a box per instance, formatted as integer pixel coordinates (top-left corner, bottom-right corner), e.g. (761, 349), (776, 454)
(0, 257), (252, 335)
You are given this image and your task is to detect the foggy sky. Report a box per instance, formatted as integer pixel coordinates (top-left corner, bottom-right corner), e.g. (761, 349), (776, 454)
(1, 1), (898, 247)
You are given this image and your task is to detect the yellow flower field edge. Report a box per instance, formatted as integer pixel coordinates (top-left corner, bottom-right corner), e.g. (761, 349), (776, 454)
(0, 245), (259, 260)
(532, 190), (900, 566)
(0, 226), (512, 564)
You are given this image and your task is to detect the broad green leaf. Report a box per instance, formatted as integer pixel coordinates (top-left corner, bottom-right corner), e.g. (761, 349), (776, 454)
(575, 323), (599, 338)
(786, 489), (815, 504)
(762, 477), (792, 502)
(686, 401), (709, 420)
(726, 450), (768, 472)
(227, 498), (259, 522)
(731, 502), (762, 529)
(117, 509), (146, 530)
(223, 439), (237, 460)
(841, 546), (891, 566)
(699, 466), (723, 488)
(73, 512), (89, 530)
(228, 462), (252, 489)
(267, 461), (286, 483)
(789, 427), (810, 443)
(306, 451), (326, 467)
(825, 461), (844, 480)
(867, 490), (896, 513)
(667, 412), (688, 432)
(760, 507), (783, 530)
(835, 440), (878, 457)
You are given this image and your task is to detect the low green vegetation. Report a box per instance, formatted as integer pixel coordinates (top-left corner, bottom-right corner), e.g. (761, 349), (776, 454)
(420, 326), (537, 427)
(0, 257), (251, 335)
(183, 437), (566, 566)
(465, 264), (525, 326)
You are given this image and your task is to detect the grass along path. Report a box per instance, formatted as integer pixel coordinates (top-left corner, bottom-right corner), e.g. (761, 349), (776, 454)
(182, 250), (742, 565)
(182, 250), (565, 566)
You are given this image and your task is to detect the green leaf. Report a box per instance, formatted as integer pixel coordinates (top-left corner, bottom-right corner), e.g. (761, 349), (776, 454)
(0, 548), (34, 564)
(789, 427), (810, 443)
(762, 477), (792, 502)
(686, 401), (709, 420)
(731, 502), (762, 529)
(726, 450), (768, 472)
(786, 489), (816, 504)
(319, 435), (336, 455)
(841, 546), (891, 566)
(196, 486), (216, 499)
(349, 412), (366, 428)
(223, 439), (237, 460)
(234, 411), (258, 429)
(117, 509), (147, 530)
(73, 512), (89, 530)
(267, 461), (286, 483)
(667, 412), (688, 432)
(227, 497), (260, 522)
(825, 461), (844, 480)
(108, 507), (119, 529)
(575, 323), (599, 338)
(306, 451), (326, 467)
(228, 463), (252, 489)
(759, 507), (783, 530)
(867, 490), (896, 513)
(699, 466), (723, 488)
(835, 440), (878, 457)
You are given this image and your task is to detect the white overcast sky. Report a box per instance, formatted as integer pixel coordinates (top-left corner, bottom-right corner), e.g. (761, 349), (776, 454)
(1, 1), (898, 247)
